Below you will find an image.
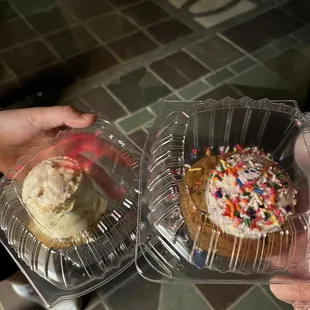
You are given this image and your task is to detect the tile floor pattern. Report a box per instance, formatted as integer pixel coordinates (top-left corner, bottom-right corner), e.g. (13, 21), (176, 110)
(0, 0), (309, 309)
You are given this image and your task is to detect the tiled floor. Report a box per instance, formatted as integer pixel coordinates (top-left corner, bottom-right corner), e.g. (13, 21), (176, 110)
(1, 0), (309, 309)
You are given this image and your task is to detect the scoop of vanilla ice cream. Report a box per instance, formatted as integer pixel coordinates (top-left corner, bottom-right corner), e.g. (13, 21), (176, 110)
(22, 156), (107, 239)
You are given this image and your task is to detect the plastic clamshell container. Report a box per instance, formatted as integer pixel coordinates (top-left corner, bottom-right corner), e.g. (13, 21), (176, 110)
(136, 98), (310, 285)
(0, 118), (142, 307)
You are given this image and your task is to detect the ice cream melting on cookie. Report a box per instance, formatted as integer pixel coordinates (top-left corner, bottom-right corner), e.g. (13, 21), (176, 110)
(206, 147), (297, 238)
(22, 156), (107, 239)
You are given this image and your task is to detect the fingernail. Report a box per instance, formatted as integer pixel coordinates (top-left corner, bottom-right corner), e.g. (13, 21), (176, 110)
(82, 113), (94, 120)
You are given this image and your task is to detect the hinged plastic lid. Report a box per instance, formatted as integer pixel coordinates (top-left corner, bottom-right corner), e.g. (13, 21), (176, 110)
(136, 98), (310, 285)
(0, 117), (142, 307)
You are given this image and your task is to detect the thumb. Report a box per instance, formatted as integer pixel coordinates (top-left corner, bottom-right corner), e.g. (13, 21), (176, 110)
(23, 106), (96, 130)
(270, 275), (310, 303)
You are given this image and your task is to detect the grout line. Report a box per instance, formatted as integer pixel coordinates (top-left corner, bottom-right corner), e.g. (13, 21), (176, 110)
(39, 22), (82, 38)
(5, 0), (297, 114)
(0, 37), (39, 53)
(218, 32), (283, 71)
(105, 0), (164, 47)
(157, 283), (164, 310)
(278, 4), (308, 26)
(258, 285), (283, 310)
(58, 42), (102, 60)
(97, 28), (140, 45)
(7, 2), (75, 85)
(115, 105), (154, 124)
(52, 4), (276, 91)
(147, 67), (175, 92)
(192, 284), (215, 310)
(97, 297), (113, 310)
(109, 0), (146, 10)
(177, 77), (210, 101)
(11, 4), (57, 17)
(112, 6), (164, 47)
(9, 3), (64, 63)
(59, 4), (124, 64)
(229, 83), (248, 96)
(183, 47), (214, 72)
(101, 84), (131, 114)
(17, 59), (63, 79)
(226, 285), (256, 310)
(146, 106), (157, 117)
(124, 118), (155, 135)
(75, 95), (92, 109)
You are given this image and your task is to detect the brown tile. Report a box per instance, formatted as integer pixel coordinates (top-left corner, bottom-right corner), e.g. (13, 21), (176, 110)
(197, 84), (242, 100)
(187, 35), (244, 70)
(0, 18), (36, 49)
(151, 51), (210, 89)
(123, 1), (169, 26)
(66, 46), (119, 79)
(0, 1), (18, 23)
(147, 18), (193, 44)
(222, 9), (303, 52)
(2, 40), (57, 76)
(88, 12), (137, 42)
(26, 6), (74, 35)
(80, 87), (126, 120)
(129, 129), (147, 149)
(108, 31), (157, 60)
(197, 284), (251, 310)
(282, 0), (310, 23)
(63, 0), (113, 21)
(46, 25), (98, 59)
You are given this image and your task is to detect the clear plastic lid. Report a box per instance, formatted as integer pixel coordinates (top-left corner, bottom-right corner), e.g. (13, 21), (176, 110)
(136, 98), (310, 285)
(0, 117), (142, 307)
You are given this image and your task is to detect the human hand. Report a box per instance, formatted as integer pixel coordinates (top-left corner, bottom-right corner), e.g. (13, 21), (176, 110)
(270, 133), (310, 309)
(0, 106), (96, 173)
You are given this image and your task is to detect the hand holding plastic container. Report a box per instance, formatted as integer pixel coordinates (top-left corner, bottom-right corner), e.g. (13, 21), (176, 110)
(136, 98), (310, 308)
(0, 117), (142, 307)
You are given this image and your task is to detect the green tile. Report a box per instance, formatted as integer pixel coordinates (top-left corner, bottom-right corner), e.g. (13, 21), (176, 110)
(229, 56), (257, 73)
(118, 108), (154, 132)
(178, 80), (209, 100)
(230, 65), (291, 90)
(159, 284), (211, 310)
(262, 286), (293, 310)
(205, 68), (234, 86)
(273, 36), (298, 52)
(292, 25), (310, 41)
(150, 94), (181, 115)
(231, 286), (279, 310)
(252, 45), (278, 62)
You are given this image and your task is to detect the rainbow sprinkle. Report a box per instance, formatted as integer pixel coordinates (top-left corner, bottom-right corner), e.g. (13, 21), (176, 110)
(189, 168), (202, 172)
(207, 145), (296, 234)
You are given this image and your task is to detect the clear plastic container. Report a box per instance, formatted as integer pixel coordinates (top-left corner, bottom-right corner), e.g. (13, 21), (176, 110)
(0, 118), (142, 307)
(136, 98), (310, 286)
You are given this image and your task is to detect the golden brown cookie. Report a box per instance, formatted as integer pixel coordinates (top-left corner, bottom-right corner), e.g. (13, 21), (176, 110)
(180, 156), (293, 262)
